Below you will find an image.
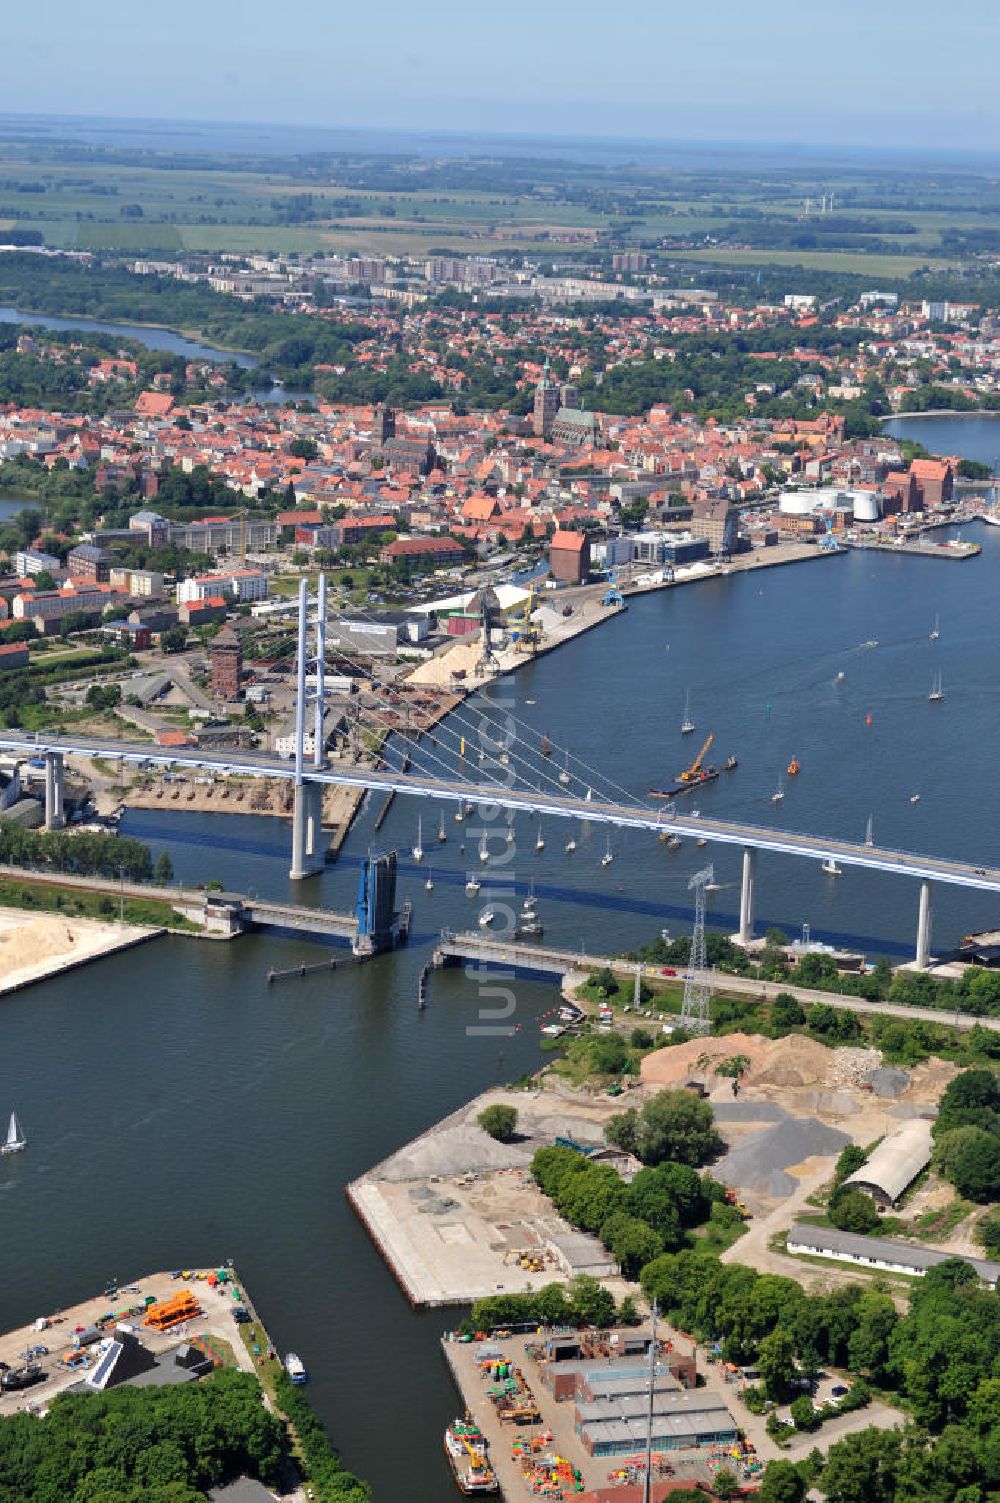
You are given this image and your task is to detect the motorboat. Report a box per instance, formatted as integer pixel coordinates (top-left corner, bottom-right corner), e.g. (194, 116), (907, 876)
(928, 673), (944, 703)
(601, 835), (614, 867)
(284, 1353), (307, 1384)
(425, 871), (434, 892)
(438, 814), (447, 844)
(479, 836), (489, 865)
(479, 908), (495, 927)
(565, 834), (576, 853)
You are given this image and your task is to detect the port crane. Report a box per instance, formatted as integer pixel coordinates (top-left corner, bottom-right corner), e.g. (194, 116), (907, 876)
(678, 733), (714, 786)
(514, 583), (541, 656)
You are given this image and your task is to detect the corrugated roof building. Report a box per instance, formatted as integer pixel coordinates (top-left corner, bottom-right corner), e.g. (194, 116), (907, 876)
(844, 1116), (933, 1206)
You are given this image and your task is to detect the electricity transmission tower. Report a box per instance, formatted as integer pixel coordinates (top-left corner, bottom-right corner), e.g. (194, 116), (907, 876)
(680, 864), (714, 1033)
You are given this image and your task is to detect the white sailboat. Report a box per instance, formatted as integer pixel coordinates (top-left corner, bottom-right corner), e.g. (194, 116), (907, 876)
(535, 825), (545, 853)
(821, 857), (843, 876)
(601, 833), (614, 867)
(465, 874), (481, 896)
(771, 774), (785, 803)
(506, 814), (515, 845)
(479, 834), (489, 865)
(565, 829), (577, 853)
(425, 868), (434, 892)
(412, 817), (424, 863)
(522, 885), (537, 914)
(929, 614), (940, 641)
(437, 813), (447, 844)
(928, 672), (944, 703)
(681, 691), (695, 735)
(559, 751), (570, 786)
(2, 1110), (25, 1156)
(865, 814), (874, 847)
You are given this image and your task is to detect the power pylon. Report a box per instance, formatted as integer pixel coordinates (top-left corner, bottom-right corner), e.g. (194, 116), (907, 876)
(680, 864), (714, 1033)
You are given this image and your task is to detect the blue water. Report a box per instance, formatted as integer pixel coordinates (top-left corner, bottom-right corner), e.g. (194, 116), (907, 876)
(886, 413), (1000, 467)
(0, 305), (258, 368)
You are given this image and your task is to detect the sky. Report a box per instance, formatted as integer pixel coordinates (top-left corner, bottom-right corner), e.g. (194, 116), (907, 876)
(6, 0), (1000, 152)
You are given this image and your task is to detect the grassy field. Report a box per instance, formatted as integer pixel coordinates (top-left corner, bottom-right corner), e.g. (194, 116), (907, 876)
(669, 247), (951, 276)
(0, 874), (197, 931)
(76, 221), (184, 251)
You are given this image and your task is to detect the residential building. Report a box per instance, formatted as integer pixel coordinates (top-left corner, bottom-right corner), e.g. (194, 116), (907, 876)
(15, 548), (61, 579)
(67, 543), (114, 583)
(378, 537), (465, 570)
(176, 570), (268, 606)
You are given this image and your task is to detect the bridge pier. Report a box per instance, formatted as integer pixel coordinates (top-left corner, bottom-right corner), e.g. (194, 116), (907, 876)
(289, 781), (324, 880)
(44, 751), (65, 832)
(915, 878), (934, 970)
(736, 846), (756, 945)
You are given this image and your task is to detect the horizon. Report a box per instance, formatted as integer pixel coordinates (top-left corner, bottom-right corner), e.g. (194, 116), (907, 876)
(7, 0), (1000, 154)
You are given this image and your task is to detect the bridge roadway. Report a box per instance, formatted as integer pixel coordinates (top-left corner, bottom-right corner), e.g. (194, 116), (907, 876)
(436, 931), (1000, 1036)
(7, 729), (1000, 897)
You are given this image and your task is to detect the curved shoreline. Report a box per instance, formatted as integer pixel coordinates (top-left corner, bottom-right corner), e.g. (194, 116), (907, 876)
(0, 304), (259, 365)
(882, 409), (1000, 421)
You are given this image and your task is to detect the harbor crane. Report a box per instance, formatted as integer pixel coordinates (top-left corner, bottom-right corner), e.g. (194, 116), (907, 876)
(678, 733), (714, 786)
(680, 864), (714, 1034)
(514, 583), (541, 656)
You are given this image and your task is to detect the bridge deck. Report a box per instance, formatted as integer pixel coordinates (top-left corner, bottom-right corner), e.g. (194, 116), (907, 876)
(5, 730), (1000, 895)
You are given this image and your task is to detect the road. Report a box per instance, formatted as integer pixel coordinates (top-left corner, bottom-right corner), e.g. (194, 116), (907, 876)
(5, 730), (1000, 897)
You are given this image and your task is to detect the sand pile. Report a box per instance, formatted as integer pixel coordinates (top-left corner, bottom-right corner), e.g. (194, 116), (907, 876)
(0, 915), (79, 978)
(751, 1035), (834, 1088)
(640, 1033), (772, 1087)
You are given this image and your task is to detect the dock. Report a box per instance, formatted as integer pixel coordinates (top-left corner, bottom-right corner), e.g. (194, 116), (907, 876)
(849, 538), (980, 560)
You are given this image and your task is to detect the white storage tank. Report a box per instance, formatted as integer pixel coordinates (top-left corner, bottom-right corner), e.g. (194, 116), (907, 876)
(778, 490), (818, 515)
(851, 491), (881, 522)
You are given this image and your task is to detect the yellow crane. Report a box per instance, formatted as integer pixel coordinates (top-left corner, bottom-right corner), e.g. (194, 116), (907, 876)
(515, 583), (541, 656)
(678, 732), (714, 784)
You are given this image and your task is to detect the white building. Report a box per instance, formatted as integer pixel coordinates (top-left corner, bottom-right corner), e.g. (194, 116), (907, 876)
(176, 570), (268, 606)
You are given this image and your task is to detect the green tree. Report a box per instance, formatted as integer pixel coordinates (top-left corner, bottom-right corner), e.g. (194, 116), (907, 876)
(154, 851), (174, 884)
(477, 1104), (517, 1141)
(847, 1291), (897, 1380)
(828, 1186), (880, 1235)
(605, 1108), (640, 1156)
(832, 1143), (868, 1186)
(712, 1467), (740, 1499)
(789, 1394), (818, 1431)
(161, 626), (188, 654)
(634, 1088), (723, 1167)
(821, 1429), (903, 1503)
(601, 1213), (663, 1278)
(949, 1129), (1000, 1202)
(758, 1328), (797, 1400)
(759, 1460), (806, 1503)
(588, 965), (619, 996)
(771, 992), (805, 1029)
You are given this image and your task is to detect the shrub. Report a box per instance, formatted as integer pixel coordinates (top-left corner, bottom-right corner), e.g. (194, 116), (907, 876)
(789, 1394), (818, 1431)
(828, 1186), (880, 1234)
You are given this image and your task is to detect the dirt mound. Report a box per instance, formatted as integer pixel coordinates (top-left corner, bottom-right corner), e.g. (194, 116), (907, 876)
(0, 915), (79, 976)
(639, 1033), (771, 1087)
(751, 1034), (833, 1088)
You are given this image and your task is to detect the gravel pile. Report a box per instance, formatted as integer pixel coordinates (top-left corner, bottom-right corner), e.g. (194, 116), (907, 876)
(866, 1066), (910, 1098)
(381, 1123), (531, 1181)
(714, 1117), (850, 1198)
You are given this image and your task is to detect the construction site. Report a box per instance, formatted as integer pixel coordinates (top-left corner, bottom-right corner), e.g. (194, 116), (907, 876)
(349, 1015), (970, 1308)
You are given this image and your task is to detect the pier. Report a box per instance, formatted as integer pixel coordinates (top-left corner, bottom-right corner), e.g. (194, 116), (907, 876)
(849, 537), (980, 560)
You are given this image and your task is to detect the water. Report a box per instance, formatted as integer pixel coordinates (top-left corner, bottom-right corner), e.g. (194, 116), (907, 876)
(4, 509), (1000, 1498)
(885, 413), (1000, 467)
(0, 306), (258, 368)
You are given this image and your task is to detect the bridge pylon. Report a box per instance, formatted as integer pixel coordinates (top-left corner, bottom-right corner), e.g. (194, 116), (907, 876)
(289, 575), (329, 880)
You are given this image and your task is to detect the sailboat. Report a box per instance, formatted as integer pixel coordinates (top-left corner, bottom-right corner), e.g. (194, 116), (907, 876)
(601, 833), (614, 867)
(928, 672), (944, 703)
(771, 774), (785, 804)
(681, 691), (695, 735)
(929, 614), (940, 641)
(465, 873), (481, 896)
(425, 869), (434, 893)
(535, 825), (545, 853)
(865, 815), (874, 847)
(821, 857), (843, 876)
(506, 817), (515, 845)
(412, 817), (424, 863)
(2, 1110), (25, 1156)
(540, 734), (552, 757)
(438, 813), (447, 844)
(565, 828), (577, 853)
(479, 834), (489, 865)
(455, 806), (464, 823)
(522, 884), (537, 914)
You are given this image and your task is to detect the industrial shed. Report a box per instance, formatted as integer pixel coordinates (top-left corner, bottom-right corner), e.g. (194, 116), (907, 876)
(843, 1116), (933, 1207)
(787, 1223), (1000, 1288)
